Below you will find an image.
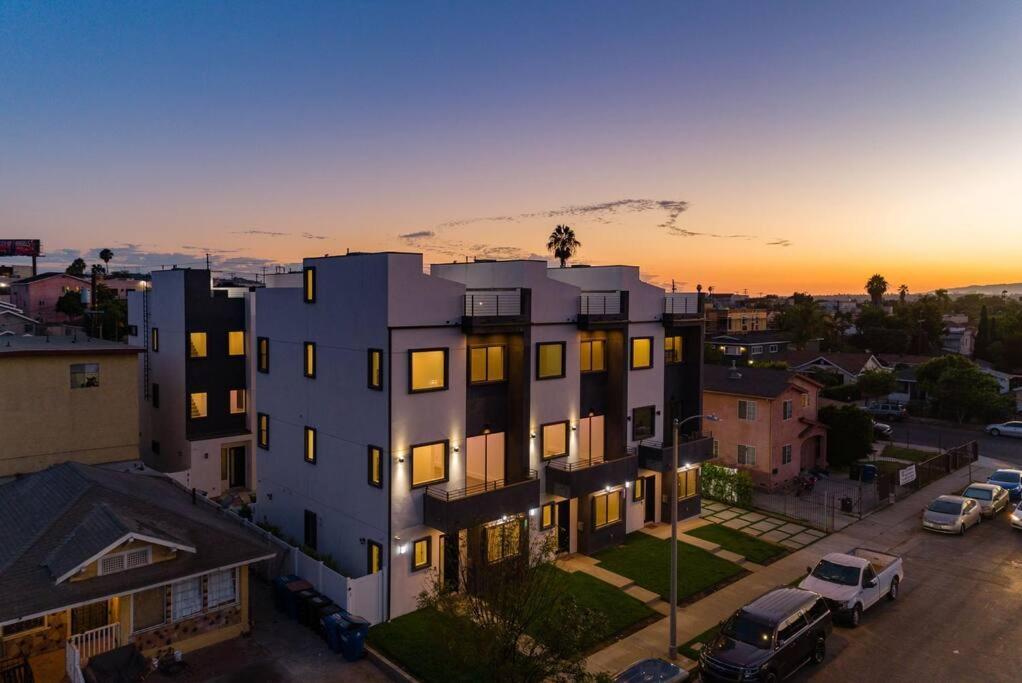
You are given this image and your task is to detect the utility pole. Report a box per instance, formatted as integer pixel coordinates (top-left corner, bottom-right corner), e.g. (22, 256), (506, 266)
(669, 418), (679, 660)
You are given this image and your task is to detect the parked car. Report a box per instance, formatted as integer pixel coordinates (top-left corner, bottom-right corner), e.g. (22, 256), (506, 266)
(961, 483), (1010, 517)
(872, 420), (893, 438)
(985, 421), (1022, 438)
(986, 469), (1022, 501)
(865, 402), (907, 421)
(798, 549), (903, 627)
(1010, 503), (1022, 531)
(614, 658), (688, 682)
(700, 588), (831, 683)
(921, 495), (981, 535)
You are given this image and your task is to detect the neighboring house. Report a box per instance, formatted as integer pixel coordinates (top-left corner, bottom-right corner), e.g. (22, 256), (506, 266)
(708, 331), (809, 363)
(101, 277), (150, 300)
(9, 273), (89, 323)
(0, 303), (44, 336)
(0, 462), (276, 683)
(705, 306), (771, 335)
(1014, 387), (1022, 414)
(0, 336), (141, 477)
(703, 365), (827, 491)
(255, 254), (712, 620)
(782, 351), (886, 385)
(975, 360), (1022, 396)
(126, 269), (257, 499)
(941, 326), (976, 357)
(942, 313), (969, 326)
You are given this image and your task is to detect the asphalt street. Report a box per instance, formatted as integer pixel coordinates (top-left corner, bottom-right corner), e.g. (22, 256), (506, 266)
(888, 419), (1022, 464)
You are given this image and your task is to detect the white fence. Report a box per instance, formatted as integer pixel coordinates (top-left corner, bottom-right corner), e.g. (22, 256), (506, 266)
(66, 641), (84, 683)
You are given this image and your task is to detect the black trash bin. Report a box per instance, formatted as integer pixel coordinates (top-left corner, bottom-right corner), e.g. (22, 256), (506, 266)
(295, 589), (321, 627)
(840, 496), (854, 513)
(303, 594), (333, 630)
(282, 579), (313, 620)
(335, 611), (370, 662)
(272, 574), (300, 612)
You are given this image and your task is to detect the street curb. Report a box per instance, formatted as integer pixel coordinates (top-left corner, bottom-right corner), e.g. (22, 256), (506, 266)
(366, 644), (418, 683)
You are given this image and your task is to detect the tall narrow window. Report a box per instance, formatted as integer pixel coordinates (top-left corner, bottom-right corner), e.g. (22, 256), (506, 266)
(631, 405), (655, 440)
(738, 400), (758, 421)
(229, 389), (246, 414)
(801, 393), (810, 408)
(368, 445), (383, 488)
(541, 421), (568, 460)
(257, 337), (269, 372)
(677, 467), (699, 498)
(782, 400), (793, 420)
(367, 540), (382, 574)
(737, 445), (756, 465)
(189, 332), (207, 358)
(782, 444), (793, 465)
(304, 427), (317, 464)
(412, 537), (431, 571)
(664, 335), (683, 364)
(151, 327), (159, 352)
(410, 441), (447, 487)
(593, 489), (622, 529)
(469, 345), (506, 384)
(409, 348), (448, 392)
(630, 337), (653, 369)
(303, 266), (316, 303)
(368, 348), (383, 389)
(632, 478), (645, 502)
(540, 503), (555, 530)
(536, 342), (565, 379)
(580, 339), (606, 373)
(304, 510), (318, 550)
(257, 413), (269, 449)
(228, 331), (245, 356)
(152, 383), (160, 408)
(304, 342), (316, 378)
(189, 392), (207, 419)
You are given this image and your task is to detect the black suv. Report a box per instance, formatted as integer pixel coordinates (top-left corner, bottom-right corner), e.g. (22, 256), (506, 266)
(700, 588), (832, 682)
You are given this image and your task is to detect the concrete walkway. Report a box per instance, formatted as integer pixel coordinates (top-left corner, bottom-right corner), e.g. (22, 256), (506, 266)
(557, 553), (675, 615)
(585, 455), (1004, 676)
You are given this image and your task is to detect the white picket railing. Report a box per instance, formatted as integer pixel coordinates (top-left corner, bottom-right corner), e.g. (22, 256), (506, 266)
(68, 622), (120, 667)
(65, 640), (84, 683)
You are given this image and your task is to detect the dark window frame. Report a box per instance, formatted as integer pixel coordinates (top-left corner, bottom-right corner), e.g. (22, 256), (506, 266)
(304, 426), (317, 464)
(664, 335), (684, 365)
(367, 540), (383, 574)
(408, 347), (449, 394)
(303, 509), (317, 551)
(368, 445), (383, 488)
(592, 489), (623, 530)
(409, 439), (450, 489)
(631, 405), (656, 440)
(535, 341), (567, 380)
(152, 383), (160, 408)
(257, 337), (270, 373)
(540, 420), (569, 460)
(368, 348), (384, 390)
(539, 502), (555, 530)
(630, 336), (654, 370)
(411, 536), (432, 572)
(257, 413), (270, 450)
(468, 344), (507, 385)
(580, 338), (607, 373)
(303, 266), (316, 303)
(303, 341), (316, 379)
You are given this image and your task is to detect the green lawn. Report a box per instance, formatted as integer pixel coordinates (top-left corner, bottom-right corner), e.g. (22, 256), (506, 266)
(882, 445), (938, 463)
(592, 533), (745, 604)
(685, 524), (788, 565)
(368, 607), (487, 683)
(679, 624), (721, 661)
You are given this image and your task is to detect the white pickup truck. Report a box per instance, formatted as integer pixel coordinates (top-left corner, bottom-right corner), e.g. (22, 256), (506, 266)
(798, 548), (904, 627)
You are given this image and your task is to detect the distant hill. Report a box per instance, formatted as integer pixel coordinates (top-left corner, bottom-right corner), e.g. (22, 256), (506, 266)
(945, 283), (1022, 297)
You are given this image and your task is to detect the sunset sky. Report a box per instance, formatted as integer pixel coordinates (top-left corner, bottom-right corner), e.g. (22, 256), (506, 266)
(1, 1), (1020, 294)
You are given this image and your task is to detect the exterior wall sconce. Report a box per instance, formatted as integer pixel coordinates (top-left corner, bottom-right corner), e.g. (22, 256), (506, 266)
(452, 445), (460, 453)
(570, 423), (577, 431)
(397, 455), (405, 463)
(530, 431), (536, 438)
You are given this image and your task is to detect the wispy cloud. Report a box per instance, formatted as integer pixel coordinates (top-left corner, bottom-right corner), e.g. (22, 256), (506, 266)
(767, 239), (792, 247)
(398, 230), (437, 240)
(232, 229), (289, 237)
(435, 198), (691, 230)
(301, 232), (327, 240)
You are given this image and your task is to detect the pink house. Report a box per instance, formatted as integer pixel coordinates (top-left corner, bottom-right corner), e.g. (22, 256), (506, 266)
(703, 365), (827, 490)
(9, 272), (89, 323)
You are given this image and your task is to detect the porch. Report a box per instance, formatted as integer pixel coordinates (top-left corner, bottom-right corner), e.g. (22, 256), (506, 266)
(64, 622), (121, 683)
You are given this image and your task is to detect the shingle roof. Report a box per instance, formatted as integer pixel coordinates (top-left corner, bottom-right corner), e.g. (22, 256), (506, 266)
(704, 364), (817, 398)
(782, 351), (877, 375)
(10, 272), (89, 286)
(0, 463), (277, 624)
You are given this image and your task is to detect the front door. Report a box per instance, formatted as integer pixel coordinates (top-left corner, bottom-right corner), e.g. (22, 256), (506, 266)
(221, 446), (247, 489)
(643, 475), (656, 523)
(556, 500), (571, 553)
(71, 601), (109, 635)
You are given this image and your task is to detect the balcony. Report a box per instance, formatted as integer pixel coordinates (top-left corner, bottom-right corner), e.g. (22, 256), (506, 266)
(638, 434), (715, 472)
(66, 622), (120, 683)
(577, 291), (629, 329)
(424, 470), (540, 533)
(545, 450), (638, 499)
(462, 288), (531, 333)
(662, 293), (702, 326)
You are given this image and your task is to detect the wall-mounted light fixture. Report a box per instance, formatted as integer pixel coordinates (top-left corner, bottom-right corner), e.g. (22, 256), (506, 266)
(570, 423), (577, 431)
(530, 431), (537, 439)
(453, 444), (460, 453)
(397, 454), (405, 463)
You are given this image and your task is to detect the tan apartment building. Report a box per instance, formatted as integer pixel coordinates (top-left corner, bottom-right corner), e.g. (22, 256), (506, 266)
(703, 365), (827, 490)
(0, 336), (141, 476)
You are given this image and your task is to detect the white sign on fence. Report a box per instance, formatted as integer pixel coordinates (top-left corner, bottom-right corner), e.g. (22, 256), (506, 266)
(899, 465), (917, 486)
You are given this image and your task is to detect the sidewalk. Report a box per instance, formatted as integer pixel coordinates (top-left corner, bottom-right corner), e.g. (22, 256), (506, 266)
(585, 455), (1005, 675)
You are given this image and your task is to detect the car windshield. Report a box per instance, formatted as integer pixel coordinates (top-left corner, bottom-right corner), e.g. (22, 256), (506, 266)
(811, 559), (859, 586)
(964, 487), (992, 501)
(991, 472), (1020, 484)
(928, 500), (963, 515)
(722, 614), (773, 650)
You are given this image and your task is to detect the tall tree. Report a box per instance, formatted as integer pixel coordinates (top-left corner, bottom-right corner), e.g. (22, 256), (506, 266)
(776, 295), (827, 349)
(65, 258), (87, 276)
(976, 305), (990, 359)
(98, 248), (114, 272)
(55, 290), (85, 319)
(898, 284), (908, 303)
(546, 225), (581, 268)
(865, 274), (889, 307)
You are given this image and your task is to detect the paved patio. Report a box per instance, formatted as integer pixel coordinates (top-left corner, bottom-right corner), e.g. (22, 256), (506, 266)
(700, 500), (827, 549)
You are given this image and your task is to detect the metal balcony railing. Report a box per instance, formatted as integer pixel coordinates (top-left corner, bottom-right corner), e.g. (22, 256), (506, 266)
(426, 469), (538, 501)
(664, 293), (700, 315)
(546, 448), (636, 472)
(579, 291), (622, 316)
(464, 289), (522, 317)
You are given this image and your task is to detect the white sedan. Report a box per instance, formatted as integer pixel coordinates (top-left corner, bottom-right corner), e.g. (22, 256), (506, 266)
(922, 495), (982, 535)
(986, 421), (1022, 438)
(1011, 504), (1022, 531)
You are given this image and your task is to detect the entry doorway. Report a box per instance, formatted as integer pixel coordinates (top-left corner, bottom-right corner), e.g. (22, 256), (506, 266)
(643, 475), (656, 523)
(71, 600), (109, 635)
(556, 500), (571, 553)
(465, 432), (505, 490)
(221, 445), (247, 489)
(577, 415), (605, 465)
(441, 533), (460, 591)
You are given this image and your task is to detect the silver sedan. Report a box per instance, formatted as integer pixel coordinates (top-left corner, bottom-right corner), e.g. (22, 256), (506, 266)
(962, 483), (1010, 517)
(922, 495), (982, 535)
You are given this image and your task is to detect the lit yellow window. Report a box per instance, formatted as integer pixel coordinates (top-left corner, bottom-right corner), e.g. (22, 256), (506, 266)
(541, 422), (568, 459)
(151, 328), (159, 352)
(304, 427), (316, 463)
(540, 503), (554, 530)
(470, 345), (505, 383)
(189, 392), (207, 419)
(412, 538), (430, 571)
(368, 349), (383, 389)
(486, 518), (522, 563)
(304, 342), (316, 378)
(229, 389), (246, 414)
(257, 337), (269, 372)
(593, 490), (621, 529)
(303, 266), (315, 303)
(189, 332), (207, 358)
(410, 441), (447, 487)
(677, 467), (699, 499)
(537, 342), (564, 379)
(228, 331), (245, 356)
(368, 542), (382, 574)
(368, 445), (382, 487)
(258, 414), (269, 448)
(633, 478), (645, 502)
(664, 335), (683, 364)
(630, 337), (652, 369)
(410, 349), (447, 392)
(801, 393), (810, 408)
(580, 339), (606, 372)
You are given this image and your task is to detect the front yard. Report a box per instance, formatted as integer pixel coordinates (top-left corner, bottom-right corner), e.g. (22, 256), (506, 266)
(882, 445), (938, 463)
(592, 533), (745, 604)
(685, 523), (788, 565)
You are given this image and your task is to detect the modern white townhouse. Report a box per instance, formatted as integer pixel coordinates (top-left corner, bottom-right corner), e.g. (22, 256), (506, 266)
(253, 252), (713, 619)
(126, 269), (258, 498)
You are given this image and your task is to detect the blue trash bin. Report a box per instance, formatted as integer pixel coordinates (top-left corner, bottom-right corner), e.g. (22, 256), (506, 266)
(317, 603), (342, 638)
(283, 580), (313, 620)
(321, 613), (345, 653)
(860, 463), (878, 483)
(336, 611), (370, 662)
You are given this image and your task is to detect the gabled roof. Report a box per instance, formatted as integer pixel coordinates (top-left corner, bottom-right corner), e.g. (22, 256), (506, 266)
(0, 463), (276, 625)
(704, 365), (821, 399)
(783, 351), (880, 376)
(10, 272), (89, 286)
(708, 331), (795, 344)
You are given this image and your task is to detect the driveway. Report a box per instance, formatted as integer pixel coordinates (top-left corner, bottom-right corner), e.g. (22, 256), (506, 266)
(797, 492), (1022, 680)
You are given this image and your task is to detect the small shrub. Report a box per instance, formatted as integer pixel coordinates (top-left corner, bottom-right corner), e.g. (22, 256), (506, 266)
(701, 463), (754, 507)
(821, 383), (861, 402)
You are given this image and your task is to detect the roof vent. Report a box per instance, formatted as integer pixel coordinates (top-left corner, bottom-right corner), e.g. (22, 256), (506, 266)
(728, 361), (743, 380)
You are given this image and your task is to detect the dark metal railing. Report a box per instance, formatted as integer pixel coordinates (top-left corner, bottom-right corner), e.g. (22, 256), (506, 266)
(546, 448), (636, 471)
(579, 291), (622, 315)
(426, 469), (538, 501)
(464, 289), (522, 317)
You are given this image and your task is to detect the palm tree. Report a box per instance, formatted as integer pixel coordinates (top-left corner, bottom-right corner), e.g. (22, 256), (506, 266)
(865, 274), (889, 307)
(898, 284), (908, 303)
(546, 225), (581, 268)
(99, 248), (114, 273)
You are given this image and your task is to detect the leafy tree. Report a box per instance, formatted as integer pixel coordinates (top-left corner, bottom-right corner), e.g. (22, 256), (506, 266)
(856, 369), (896, 401)
(916, 355), (1011, 423)
(418, 533), (608, 682)
(98, 248), (114, 271)
(546, 225), (581, 268)
(898, 284), (908, 303)
(91, 263), (106, 275)
(976, 305), (990, 359)
(775, 295), (827, 349)
(865, 274), (888, 307)
(818, 405), (874, 468)
(56, 290), (85, 319)
(65, 258), (87, 276)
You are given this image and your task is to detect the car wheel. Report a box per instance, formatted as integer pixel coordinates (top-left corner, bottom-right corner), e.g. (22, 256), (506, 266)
(763, 672), (778, 683)
(811, 637), (826, 665)
(991, 429), (1001, 437)
(888, 576), (899, 601)
(850, 604), (862, 628)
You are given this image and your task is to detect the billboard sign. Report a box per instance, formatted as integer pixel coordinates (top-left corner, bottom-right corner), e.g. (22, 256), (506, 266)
(0, 239), (42, 257)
